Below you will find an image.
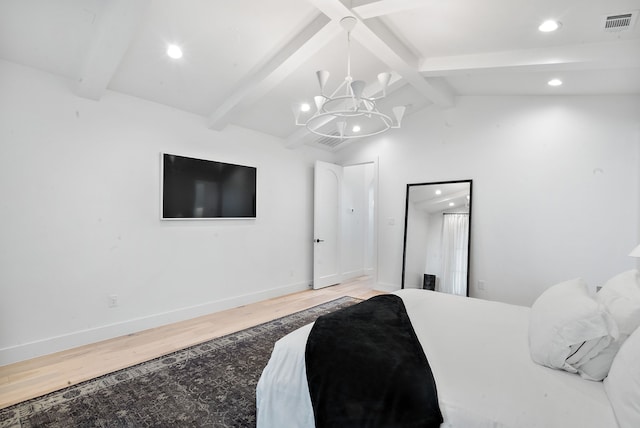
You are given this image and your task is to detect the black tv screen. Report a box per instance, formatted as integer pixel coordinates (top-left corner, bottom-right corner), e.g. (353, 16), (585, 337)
(162, 153), (256, 219)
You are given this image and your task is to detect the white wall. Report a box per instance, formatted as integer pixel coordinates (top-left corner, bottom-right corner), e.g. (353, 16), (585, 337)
(365, 164), (375, 274)
(637, 123), (640, 271)
(338, 95), (640, 305)
(2, 59), (639, 363)
(0, 60), (334, 364)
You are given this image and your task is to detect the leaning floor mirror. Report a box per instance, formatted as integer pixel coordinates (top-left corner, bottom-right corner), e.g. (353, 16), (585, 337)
(401, 180), (472, 296)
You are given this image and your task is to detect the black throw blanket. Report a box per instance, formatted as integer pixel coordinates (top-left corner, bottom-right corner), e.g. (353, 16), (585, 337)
(305, 294), (443, 428)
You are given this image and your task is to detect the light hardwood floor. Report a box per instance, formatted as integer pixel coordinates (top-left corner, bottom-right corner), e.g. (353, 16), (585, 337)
(0, 276), (384, 410)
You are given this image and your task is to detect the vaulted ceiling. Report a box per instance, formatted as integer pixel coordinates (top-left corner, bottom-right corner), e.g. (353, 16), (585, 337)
(1, 0), (639, 151)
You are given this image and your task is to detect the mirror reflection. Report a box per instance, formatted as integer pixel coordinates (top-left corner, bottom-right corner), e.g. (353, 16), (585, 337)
(401, 180), (472, 296)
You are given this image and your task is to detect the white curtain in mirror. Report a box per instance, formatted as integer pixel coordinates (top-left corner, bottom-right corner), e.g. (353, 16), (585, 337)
(441, 213), (469, 295)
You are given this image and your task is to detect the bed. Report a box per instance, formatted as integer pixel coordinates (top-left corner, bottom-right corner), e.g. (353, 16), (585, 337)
(257, 275), (640, 428)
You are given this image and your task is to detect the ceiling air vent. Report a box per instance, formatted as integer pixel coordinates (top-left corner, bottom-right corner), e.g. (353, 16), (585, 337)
(313, 134), (346, 150)
(603, 11), (637, 32)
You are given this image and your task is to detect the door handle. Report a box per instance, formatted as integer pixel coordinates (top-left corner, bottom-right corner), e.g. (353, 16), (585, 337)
(314, 239), (325, 243)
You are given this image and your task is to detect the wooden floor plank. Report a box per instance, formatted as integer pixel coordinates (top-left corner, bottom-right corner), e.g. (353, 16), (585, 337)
(0, 277), (383, 409)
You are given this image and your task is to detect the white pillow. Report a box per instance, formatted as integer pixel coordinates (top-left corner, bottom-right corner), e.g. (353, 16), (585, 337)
(575, 339), (623, 381)
(579, 270), (640, 381)
(604, 326), (640, 428)
(529, 278), (617, 374)
(597, 269), (640, 335)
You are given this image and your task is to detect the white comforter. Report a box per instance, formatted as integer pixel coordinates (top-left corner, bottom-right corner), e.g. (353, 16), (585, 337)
(256, 289), (618, 428)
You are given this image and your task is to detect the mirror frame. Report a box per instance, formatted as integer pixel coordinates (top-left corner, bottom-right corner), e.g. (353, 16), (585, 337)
(401, 179), (472, 295)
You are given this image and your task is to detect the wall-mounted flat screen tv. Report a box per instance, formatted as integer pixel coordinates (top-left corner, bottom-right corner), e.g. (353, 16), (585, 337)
(162, 153), (256, 219)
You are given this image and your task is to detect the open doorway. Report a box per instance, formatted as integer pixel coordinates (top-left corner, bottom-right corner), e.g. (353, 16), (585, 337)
(341, 161), (377, 283)
(312, 160), (377, 289)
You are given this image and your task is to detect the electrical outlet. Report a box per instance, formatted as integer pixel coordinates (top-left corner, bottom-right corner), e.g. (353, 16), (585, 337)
(108, 294), (118, 308)
(477, 280), (486, 291)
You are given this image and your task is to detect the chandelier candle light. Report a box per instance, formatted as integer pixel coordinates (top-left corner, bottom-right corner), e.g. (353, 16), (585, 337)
(293, 16), (406, 139)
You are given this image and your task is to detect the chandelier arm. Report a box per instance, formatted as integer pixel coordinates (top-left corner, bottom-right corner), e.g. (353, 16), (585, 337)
(308, 110), (393, 123)
(317, 95), (371, 116)
(305, 109), (393, 139)
(361, 99), (373, 112)
(305, 122), (393, 139)
(346, 28), (352, 81)
(296, 16), (403, 140)
(328, 79), (349, 100)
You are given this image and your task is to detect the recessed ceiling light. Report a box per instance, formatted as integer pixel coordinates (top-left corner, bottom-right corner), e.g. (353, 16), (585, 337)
(548, 78), (563, 87)
(300, 103), (311, 112)
(539, 20), (561, 32)
(435, 189), (442, 195)
(352, 125), (361, 133)
(449, 202), (455, 207)
(167, 44), (183, 59)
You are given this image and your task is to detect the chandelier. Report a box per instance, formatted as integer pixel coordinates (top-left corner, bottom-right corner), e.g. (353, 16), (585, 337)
(293, 16), (406, 140)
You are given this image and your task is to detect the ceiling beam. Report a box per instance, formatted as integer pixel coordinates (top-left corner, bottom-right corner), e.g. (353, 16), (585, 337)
(362, 17), (454, 107)
(420, 39), (640, 75)
(306, 0), (454, 108)
(353, 0), (428, 19)
(75, 0), (149, 100)
(207, 13), (340, 131)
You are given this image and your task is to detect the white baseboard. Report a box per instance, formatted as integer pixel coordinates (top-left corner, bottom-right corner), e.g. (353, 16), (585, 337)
(341, 269), (366, 282)
(0, 281), (310, 366)
(374, 282), (400, 293)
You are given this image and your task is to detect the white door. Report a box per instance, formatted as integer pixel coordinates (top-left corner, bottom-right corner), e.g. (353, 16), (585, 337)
(313, 161), (342, 289)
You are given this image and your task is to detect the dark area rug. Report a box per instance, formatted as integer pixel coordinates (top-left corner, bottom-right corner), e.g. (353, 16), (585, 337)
(0, 297), (360, 428)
